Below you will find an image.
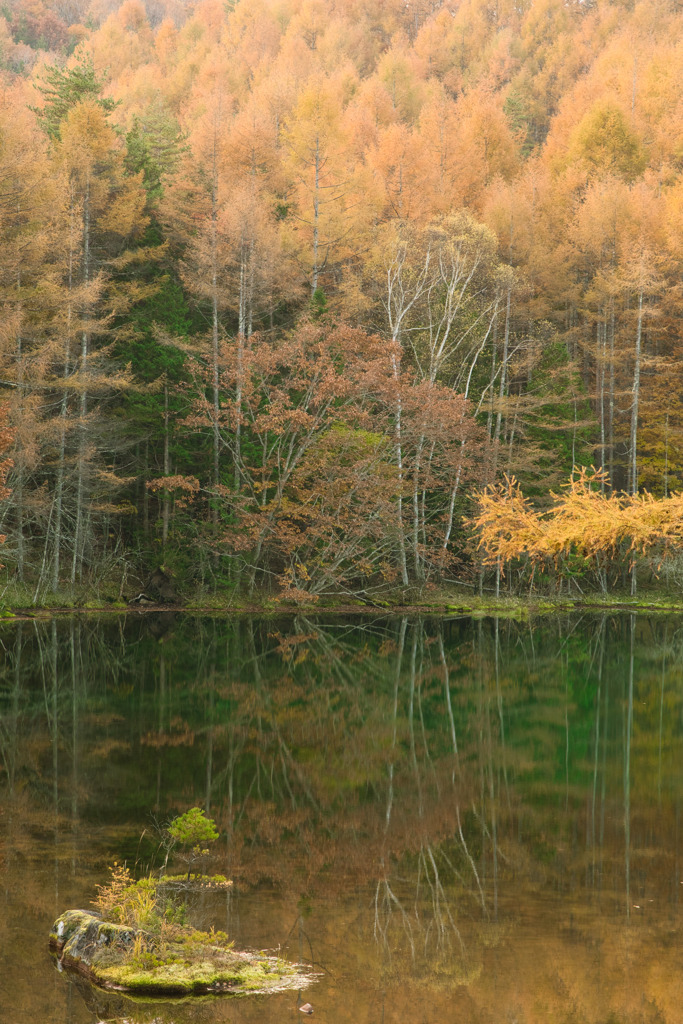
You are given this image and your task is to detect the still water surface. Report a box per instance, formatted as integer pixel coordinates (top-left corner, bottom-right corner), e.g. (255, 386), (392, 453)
(1, 611), (682, 1024)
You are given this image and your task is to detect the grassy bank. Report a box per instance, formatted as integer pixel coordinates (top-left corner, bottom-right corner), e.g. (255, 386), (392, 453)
(4, 580), (683, 619)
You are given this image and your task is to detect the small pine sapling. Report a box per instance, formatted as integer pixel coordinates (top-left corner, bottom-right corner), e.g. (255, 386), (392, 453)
(166, 808), (219, 879)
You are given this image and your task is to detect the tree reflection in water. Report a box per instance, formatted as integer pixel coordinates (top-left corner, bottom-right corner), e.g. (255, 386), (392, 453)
(1, 611), (683, 1023)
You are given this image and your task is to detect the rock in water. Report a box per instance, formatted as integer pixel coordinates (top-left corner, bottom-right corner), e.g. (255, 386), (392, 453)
(49, 909), (317, 997)
(50, 910), (135, 974)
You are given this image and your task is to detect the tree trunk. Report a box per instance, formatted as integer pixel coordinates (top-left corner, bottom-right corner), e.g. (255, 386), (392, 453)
(14, 310), (24, 583)
(391, 350), (409, 587)
(210, 135), (221, 524)
(608, 299), (615, 488)
(235, 241), (248, 493)
(629, 290), (643, 597)
(51, 190), (77, 592)
(492, 286), (511, 477)
(72, 178), (91, 586)
(629, 290), (643, 496)
(412, 433), (425, 580)
(162, 384), (170, 548)
(312, 134), (320, 295)
(598, 317), (606, 493)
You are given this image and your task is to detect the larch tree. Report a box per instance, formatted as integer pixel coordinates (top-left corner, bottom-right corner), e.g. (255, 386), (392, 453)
(164, 85), (233, 514)
(367, 119), (431, 224)
(55, 101), (146, 585)
(282, 71), (365, 300)
(31, 51), (148, 590)
(0, 86), (54, 584)
(473, 468), (683, 587)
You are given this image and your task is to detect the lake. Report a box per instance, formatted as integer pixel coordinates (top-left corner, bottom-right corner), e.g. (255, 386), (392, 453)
(1, 610), (682, 1024)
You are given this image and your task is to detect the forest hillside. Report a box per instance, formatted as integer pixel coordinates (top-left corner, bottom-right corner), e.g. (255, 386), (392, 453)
(0, 0), (682, 603)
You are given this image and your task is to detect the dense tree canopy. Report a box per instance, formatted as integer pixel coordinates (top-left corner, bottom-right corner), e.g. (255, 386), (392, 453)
(0, 0), (682, 600)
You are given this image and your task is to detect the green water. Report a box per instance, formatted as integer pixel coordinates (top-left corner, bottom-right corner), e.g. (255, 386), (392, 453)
(1, 611), (682, 1024)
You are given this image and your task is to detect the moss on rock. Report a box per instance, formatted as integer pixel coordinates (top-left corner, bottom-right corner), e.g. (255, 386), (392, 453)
(49, 910), (314, 996)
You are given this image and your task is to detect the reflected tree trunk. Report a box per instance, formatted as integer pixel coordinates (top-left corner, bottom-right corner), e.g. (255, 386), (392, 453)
(658, 626), (667, 807)
(590, 617), (605, 885)
(624, 614), (634, 918)
(70, 621), (78, 879)
(385, 617), (407, 835)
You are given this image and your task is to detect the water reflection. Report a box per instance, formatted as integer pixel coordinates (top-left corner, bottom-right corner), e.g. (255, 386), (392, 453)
(1, 611), (683, 1023)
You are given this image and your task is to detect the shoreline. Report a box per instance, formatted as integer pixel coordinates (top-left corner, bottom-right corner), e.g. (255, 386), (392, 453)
(6, 592), (683, 619)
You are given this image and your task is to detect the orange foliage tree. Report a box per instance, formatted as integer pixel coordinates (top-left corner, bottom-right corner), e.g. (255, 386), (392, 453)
(473, 467), (683, 586)
(171, 319), (482, 597)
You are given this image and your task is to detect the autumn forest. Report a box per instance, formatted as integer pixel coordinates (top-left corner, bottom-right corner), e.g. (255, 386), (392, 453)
(1, 0), (682, 603)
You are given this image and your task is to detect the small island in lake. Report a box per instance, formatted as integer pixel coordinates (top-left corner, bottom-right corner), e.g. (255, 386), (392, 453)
(49, 810), (315, 997)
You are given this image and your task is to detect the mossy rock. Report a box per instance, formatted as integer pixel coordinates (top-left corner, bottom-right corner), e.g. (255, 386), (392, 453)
(50, 909), (136, 969)
(50, 910), (314, 996)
